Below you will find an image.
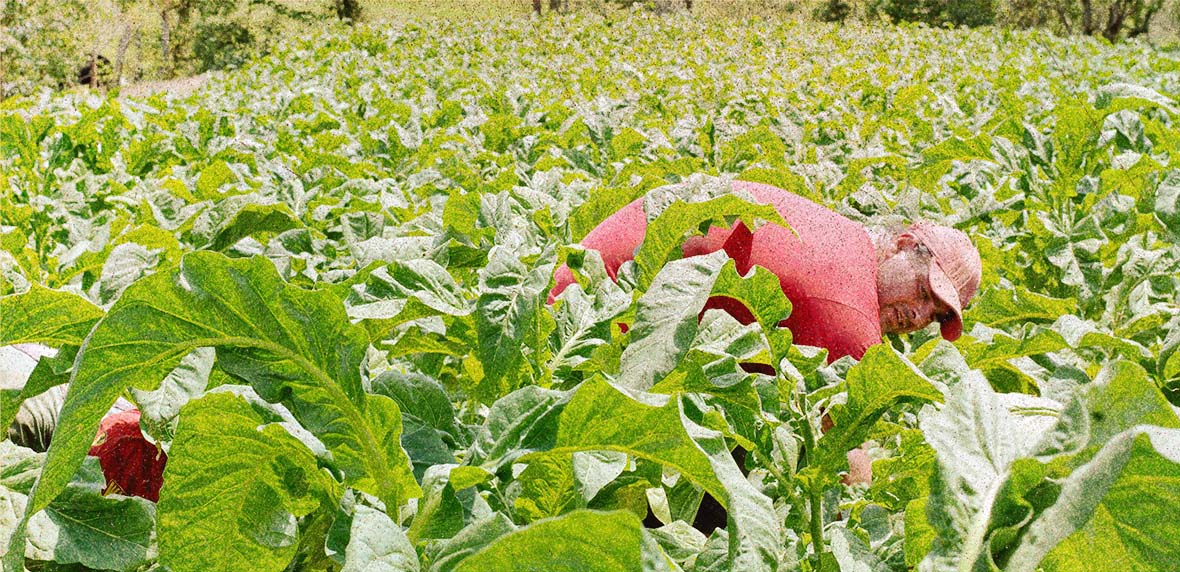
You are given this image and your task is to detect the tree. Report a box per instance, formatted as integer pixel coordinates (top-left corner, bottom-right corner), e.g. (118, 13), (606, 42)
(1084, 0), (1161, 40)
(815, 0), (853, 22)
(334, 0), (361, 22)
(869, 0), (997, 27)
(532, 0), (562, 14)
(1005, 0), (1163, 41)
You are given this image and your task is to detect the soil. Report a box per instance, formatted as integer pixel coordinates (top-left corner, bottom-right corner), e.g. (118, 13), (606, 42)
(118, 73), (210, 99)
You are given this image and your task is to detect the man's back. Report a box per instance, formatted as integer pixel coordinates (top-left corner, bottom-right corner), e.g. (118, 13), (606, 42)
(551, 180), (882, 362)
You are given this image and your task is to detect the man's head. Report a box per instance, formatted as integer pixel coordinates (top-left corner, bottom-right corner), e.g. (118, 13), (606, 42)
(870, 223), (981, 340)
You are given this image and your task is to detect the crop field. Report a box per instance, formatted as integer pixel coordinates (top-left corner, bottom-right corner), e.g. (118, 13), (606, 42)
(2, 13), (1180, 572)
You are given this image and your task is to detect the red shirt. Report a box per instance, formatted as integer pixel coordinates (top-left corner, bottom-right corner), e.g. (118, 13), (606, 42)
(550, 181), (881, 362)
(88, 410), (166, 501)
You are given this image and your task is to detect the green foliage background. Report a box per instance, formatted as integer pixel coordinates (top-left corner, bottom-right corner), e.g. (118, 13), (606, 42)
(2, 11), (1180, 572)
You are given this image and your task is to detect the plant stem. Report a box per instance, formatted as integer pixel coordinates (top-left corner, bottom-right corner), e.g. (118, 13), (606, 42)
(796, 391), (826, 563)
(808, 482), (825, 563)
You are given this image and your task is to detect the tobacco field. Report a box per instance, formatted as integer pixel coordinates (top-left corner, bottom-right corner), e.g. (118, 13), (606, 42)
(2, 13), (1180, 572)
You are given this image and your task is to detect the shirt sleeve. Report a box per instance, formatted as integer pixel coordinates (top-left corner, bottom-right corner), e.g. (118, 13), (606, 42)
(7, 385), (66, 453)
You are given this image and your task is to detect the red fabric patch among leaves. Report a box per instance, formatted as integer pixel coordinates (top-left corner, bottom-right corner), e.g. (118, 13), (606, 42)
(88, 410), (166, 502)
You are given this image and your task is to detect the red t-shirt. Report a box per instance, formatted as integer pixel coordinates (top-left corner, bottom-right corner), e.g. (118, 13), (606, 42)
(550, 181), (881, 362)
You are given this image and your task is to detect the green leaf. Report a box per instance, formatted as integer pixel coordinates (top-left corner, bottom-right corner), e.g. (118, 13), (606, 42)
(342, 505), (419, 572)
(569, 186), (648, 243)
(618, 251), (729, 391)
(917, 373), (1065, 572)
(158, 392), (336, 572)
(6, 252), (420, 572)
(1075, 361), (1180, 461)
(1154, 169), (1180, 236)
(26, 458), (155, 571)
(370, 371), (460, 440)
(964, 286), (1076, 329)
(708, 259), (793, 365)
(1009, 428), (1180, 572)
(408, 466), (465, 543)
(866, 429), (935, 511)
(95, 242), (162, 305)
(474, 246), (555, 401)
(128, 346), (214, 444)
(0, 486), (25, 563)
(919, 358), (1180, 571)
(817, 345), (942, 477)
(0, 284), (104, 347)
(348, 259), (472, 340)
(209, 202), (304, 251)
(453, 510), (650, 572)
(426, 514), (515, 572)
(547, 267), (630, 379)
(1099, 110), (1150, 152)
(194, 160), (239, 199)
(514, 452), (584, 523)
(633, 194), (787, 290)
(0, 442), (43, 495)
(904, 498), (935, 568)
(539, 377), (781, 571)
(828, 526), (888, 572)
(473, 385), (569, 471)
(0, 346), (76, 438)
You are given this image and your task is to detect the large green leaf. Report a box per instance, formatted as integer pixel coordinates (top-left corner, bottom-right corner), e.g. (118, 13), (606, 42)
(194, 160), (240, 199)
(158, 391), (336, 572)
(128, 346), (214, 444)
(407, 466), (464, 543)
(341, 505), (419, 572)
(708, 259), (793, 365)
(24, 457), (153, 571)
(618, 251), (729, 391)
(1008, 427), (1180, 572)
(0, 285), (103, 347)
(5, 252), (419, 572)
(474, 246), (555, 401)
(347, 258), (472, 342)
(452, 510), (656, 572)
(816, 345), (942, 478)
(536, 377), (782, 571)
(0, 346), (76, 438)
(426, 514), (516, 572)
(918, 360), (1180, 572)
(964, 286), (1076, 329)
(1155, 170), (1180, 236)
(208, 202), (304, 251)
(471, 385), (570, 472)
(0, 443), (43, 496)
(547, 253), (631, 380)
(917, 374), (1065, 572)
(513, 452), (583, 523)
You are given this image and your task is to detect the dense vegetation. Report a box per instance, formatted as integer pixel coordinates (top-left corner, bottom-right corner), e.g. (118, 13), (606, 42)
(5, 0), (1180, 99)
(3, 13), (1180, 572)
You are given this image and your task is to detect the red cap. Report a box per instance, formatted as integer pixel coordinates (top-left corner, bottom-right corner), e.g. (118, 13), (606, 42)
(908, 222), (981, 341)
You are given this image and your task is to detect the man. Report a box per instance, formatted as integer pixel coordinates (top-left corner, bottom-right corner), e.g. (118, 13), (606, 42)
(550, 179), (981, 362)
(550, 178), (980, 524)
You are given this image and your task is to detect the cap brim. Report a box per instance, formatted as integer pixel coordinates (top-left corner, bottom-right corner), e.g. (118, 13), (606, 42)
(928, 263), (964, 341)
